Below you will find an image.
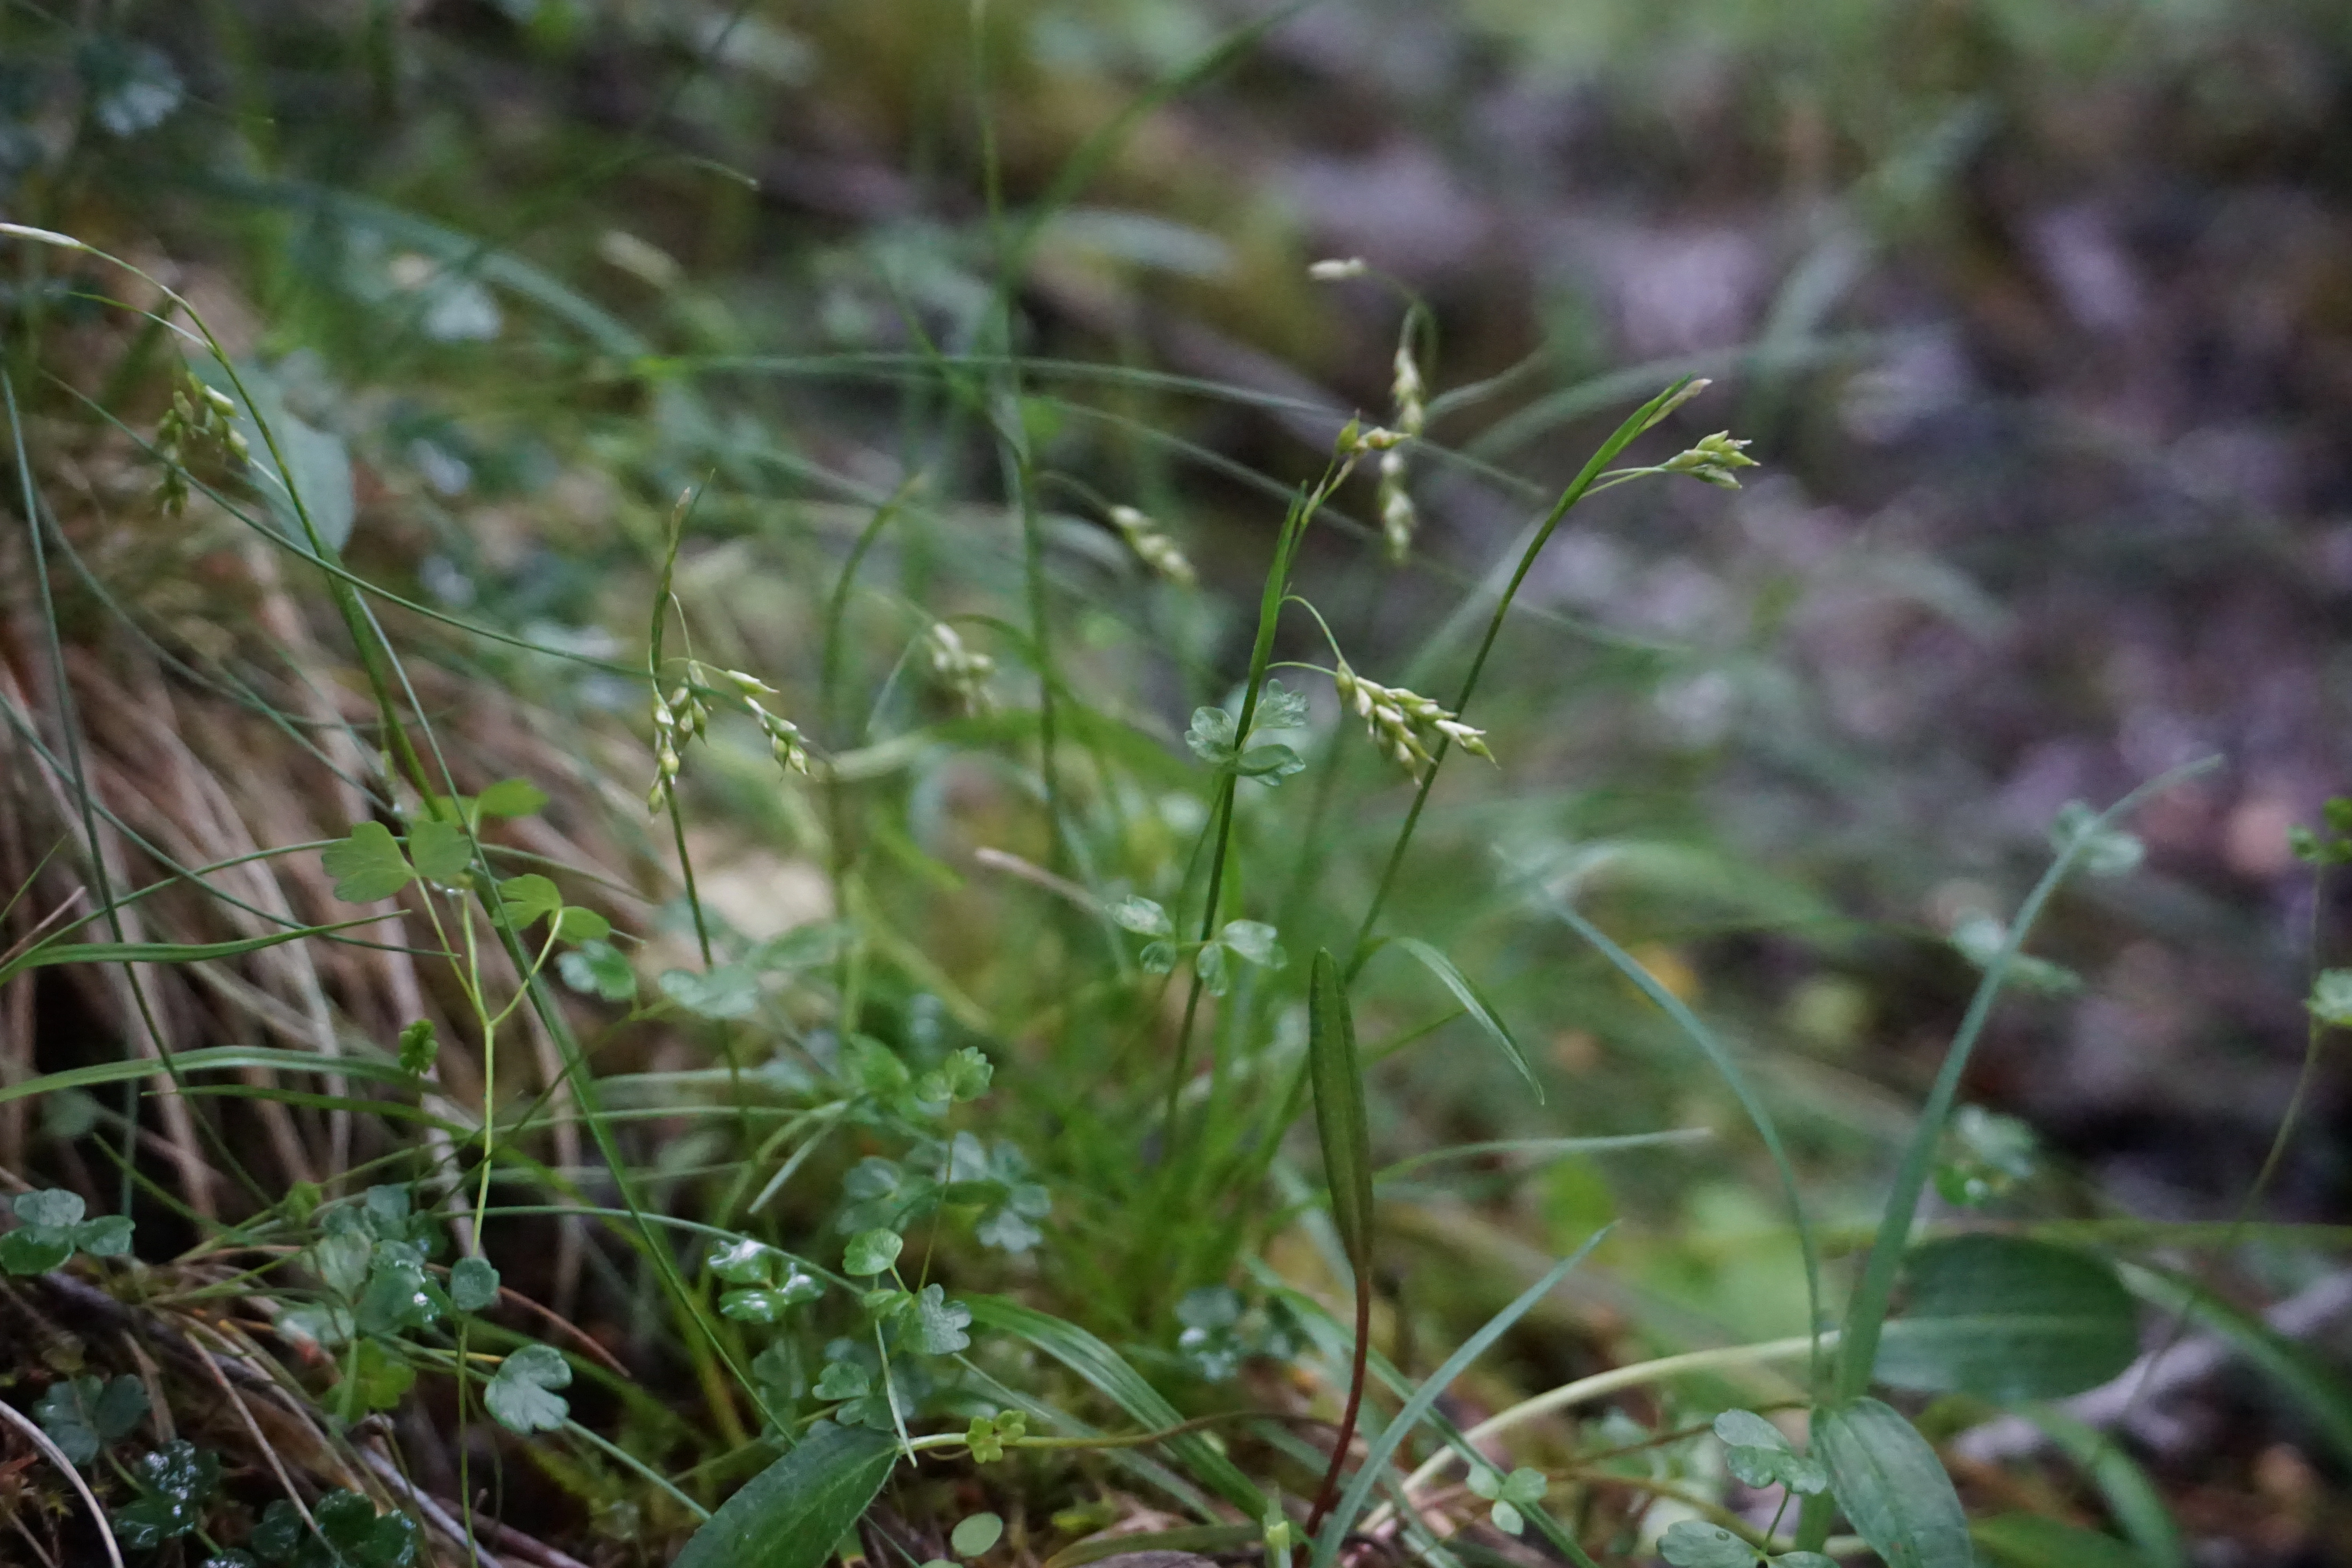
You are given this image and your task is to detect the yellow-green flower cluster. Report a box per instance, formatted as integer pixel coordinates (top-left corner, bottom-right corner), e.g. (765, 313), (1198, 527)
(1109, 505), (1196, 588)
(647, 662), (809, 814)
(1333, 659), (1490, 778)
(1660, 432), (1759, 488)
(1378, 337), (1426, 562)
(153, 371), (247, 514)
(927, 623), (995, 713)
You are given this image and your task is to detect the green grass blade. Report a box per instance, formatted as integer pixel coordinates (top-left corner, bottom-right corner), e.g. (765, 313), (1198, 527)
(0, 1046), (420, 1104)
(0, 917), (379, 986)
(1307, 1228), (1605, 1568)
(962, 1296), (1265, 1515)
(1307, 950), (1374, 1271)
(1384, 938), (1541, 1098)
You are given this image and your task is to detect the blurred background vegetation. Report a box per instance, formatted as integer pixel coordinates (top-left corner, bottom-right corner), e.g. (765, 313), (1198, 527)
(2, 0), (2350, 1564)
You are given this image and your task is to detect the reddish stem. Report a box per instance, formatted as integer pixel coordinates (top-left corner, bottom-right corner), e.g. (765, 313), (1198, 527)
(1304, 1274), (1374, 1541)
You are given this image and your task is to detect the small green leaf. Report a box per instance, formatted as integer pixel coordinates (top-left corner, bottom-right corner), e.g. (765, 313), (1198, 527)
(35, 1375), (147, 1465)
(1138, 940), (1176, 974)
(812, 1359), (871, 1401)
(845, 1229), (903, 1276)
(555, 905), (611, 942)
(708, 1237), (781, 1284)
(672, 1421), (899, 1568)
(913, 1284), (972, 1354)
(73, 1214), (134, 1258)
(322, 822), (414, 903)
(406, 818), (472, 882)
(1713, 1409), (1828, 1495)
(559, 938), (636, 1001)
(1254, 680), (1309, 730)
(1307, 949), (1375, 1274)
(2308, 969), (2352, 1029)
(659, 964), (761, 1020)
(111, 1441), (219, 1549)
(1109, 896), (1173, 936)
(951, 1513), (1004, 1557)
(397, 1019), (438, 1075)
(2050, 801), (2144, 877)
(919, 1045), (994, 1103)
(1659, 1519), (1759, 1568)
(1875, 1236), (2138, 1402)
(1185, 706), (1238, 764)
(332, 1337), (417, 1418)
(722, 1289), (799, 1323)
(1234, 743), (1304, 783)
(476, 778), (549, 818)
(1217, 920), (1285, 969)
(355, 1246), (442, 1337)
(1773, 1555), (1841, 1568)
(485, 1344), (572, 1433)
(1816, 1398), (1975, 1568)
(16, 1188), (85, 1229)
(0, 1229), (74, 1274)
(450, 1256), (500, 1312)
(1195, 941), (1230, 995)
(496, 873), (563, 927)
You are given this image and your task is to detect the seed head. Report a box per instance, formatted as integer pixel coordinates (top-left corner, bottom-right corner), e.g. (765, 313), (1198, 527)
(1660, 431), (1759, 489)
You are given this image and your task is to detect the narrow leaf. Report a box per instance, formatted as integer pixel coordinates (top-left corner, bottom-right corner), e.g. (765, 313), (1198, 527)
(0, 918), (379, 987)
(1388, 938), (1541, 1098)
(673, 1421), (899, 1568)
(1815, 1398), (1975, 1568)
(1307, 950), (1375, 1272)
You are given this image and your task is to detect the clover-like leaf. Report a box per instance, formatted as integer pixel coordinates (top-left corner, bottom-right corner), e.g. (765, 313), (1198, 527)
(811, 1359), (871, 1402)
(1196, 940), (1230, 995)
(708, 1237), (781, 1284)
(0, 1227), (74, 1275)
(659, 964), (760, 1020)
(913, 1284), (973, 1355)
(1234, 743), (1305, 784)
(34, 1374), (147, 1465)
(110, 1441), (218, 1550)
(1138, 940), (1176, 974)
(75, 1214), (134, 1260)
(559, 938), (637, 1001)
(1109, 896), (1173, 936)
(397, 1019), (438, 1075)
(555, 905), (611, 942)
(1254, 680), (1309, 731)
(2051, 800), (2144, 878)
(475, 778), (549, 818)
(322, 821), (414, 903)
(844, 1228), (904, 1277)
(1713, 1409), (1828, 1495)
(329, 1337), (417, 1420)
(405, 818), (472, 882)
(450, 1256), (500, 1313)
(495, 873), (563, 928)
(485, 1344), (572, 1434)
(354, 1244), (443, 1337)
(2309, 969), (2352, 1029)
(16, 1189), (84, 1229)
(303, 1487), (421, 1567)
(1185, 706), (1237, 764)
(1217, 920), (1285, 969)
